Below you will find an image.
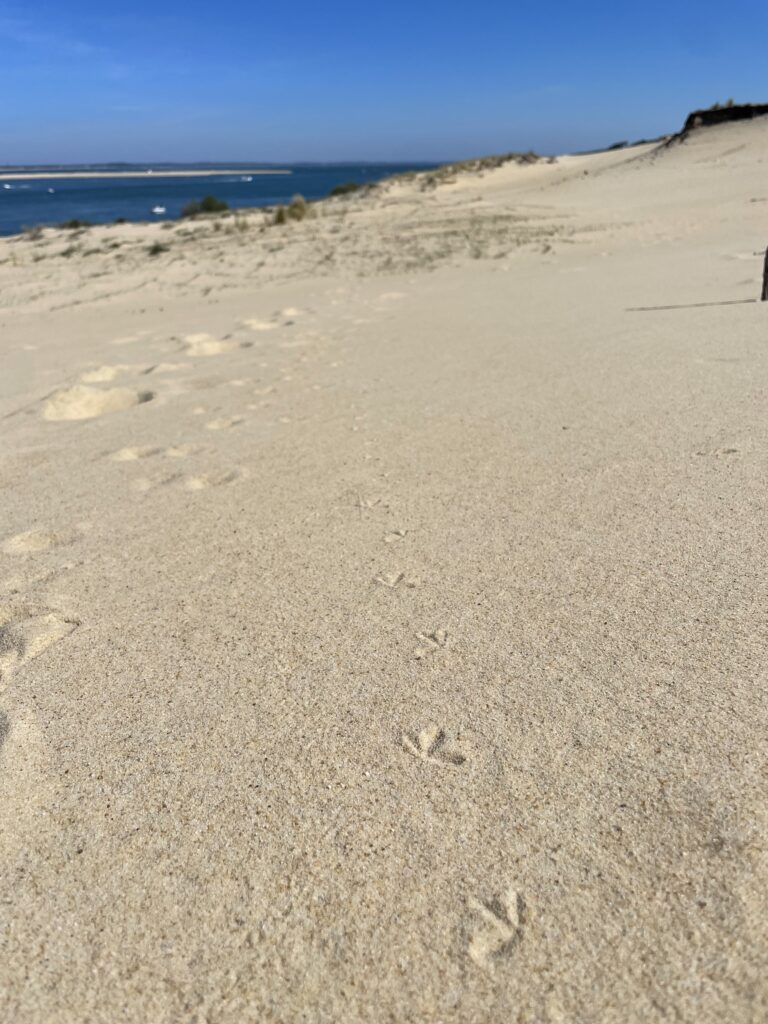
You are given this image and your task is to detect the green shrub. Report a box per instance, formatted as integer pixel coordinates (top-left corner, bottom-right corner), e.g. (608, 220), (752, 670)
(59, 218), (91, 230)
(329, 181), (360, 197)
(200, 194), (229, 213)
(273, 197), (309, 225)
(180, 195), (229, 219)
(147, 241), (169, 256)
(287, 194), (308, 220)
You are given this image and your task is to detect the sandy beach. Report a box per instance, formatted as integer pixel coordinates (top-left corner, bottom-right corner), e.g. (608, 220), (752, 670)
(1, 117), (766, 1022)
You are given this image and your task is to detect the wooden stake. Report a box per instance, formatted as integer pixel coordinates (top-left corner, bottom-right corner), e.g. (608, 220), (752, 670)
(762, 246), (768, 301)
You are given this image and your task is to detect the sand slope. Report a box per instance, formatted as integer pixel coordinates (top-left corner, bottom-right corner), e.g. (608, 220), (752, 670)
(1, 120), (767, 1022)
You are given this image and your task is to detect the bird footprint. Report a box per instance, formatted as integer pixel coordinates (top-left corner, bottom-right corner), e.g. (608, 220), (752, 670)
(415, 629), (448, 658)
(401, 725), (466, 768)
(374, 571), (418, 589)
(468, 886), (524, 969)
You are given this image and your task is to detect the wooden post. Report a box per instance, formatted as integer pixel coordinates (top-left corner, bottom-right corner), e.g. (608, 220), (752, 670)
(762, 246), (768, 301)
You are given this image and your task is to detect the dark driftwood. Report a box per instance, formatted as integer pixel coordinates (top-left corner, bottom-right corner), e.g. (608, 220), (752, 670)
(762, 247), (768, 302)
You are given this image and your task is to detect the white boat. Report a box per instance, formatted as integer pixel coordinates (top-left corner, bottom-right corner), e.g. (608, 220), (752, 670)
(48, 188), (55, 194)
(241, 176), (253, 182)
(2, 183), (11, 190)
(152, 206), (166, 215)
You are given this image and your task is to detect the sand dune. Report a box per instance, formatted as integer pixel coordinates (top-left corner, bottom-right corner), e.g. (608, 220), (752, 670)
(1, 119), (767, 1022)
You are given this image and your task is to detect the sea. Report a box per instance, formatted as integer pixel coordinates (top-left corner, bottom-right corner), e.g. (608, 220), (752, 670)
(0, 162), (436, 237)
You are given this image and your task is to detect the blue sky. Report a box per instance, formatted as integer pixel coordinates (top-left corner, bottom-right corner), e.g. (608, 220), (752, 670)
(1, 0), (767, 163)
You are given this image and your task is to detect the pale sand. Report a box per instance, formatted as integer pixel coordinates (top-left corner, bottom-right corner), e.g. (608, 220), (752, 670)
(0, 120), (766, 1022)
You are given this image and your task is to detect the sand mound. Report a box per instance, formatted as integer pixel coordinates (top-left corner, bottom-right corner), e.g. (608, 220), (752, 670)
(110, 445), (162, 461)
(80, 364), (153, 383)
(43, 385), (154, 421)
(2, 528), (77, 555)
(242, 318), (279, 331)
(182, 333), (241, 357)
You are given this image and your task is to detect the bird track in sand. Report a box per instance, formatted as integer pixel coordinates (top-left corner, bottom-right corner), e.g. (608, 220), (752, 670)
(468, 886), (524, 970)
(109, 443), (203, 462)
(383, 529), (407, 544)
(400, 725), (466, 768)
(206, 415), (244, 431)
(373, 571), (418, 589)
(0, 608), (79, 685)
(415, 629), (448, 659)
(131, 467), (247, 493)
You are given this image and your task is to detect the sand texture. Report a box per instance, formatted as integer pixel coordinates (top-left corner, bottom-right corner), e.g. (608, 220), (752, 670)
(1, 120), (767, 1022)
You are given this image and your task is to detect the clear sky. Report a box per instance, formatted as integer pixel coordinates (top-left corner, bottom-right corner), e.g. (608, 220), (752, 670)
(1, 0), (767, 164)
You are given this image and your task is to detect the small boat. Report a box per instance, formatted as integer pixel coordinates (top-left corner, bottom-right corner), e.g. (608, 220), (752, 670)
(152, 205), (166, 215)
(48, 188), (55, 194)
(2, 183), (11, 190)
(241, 176), (253, 182)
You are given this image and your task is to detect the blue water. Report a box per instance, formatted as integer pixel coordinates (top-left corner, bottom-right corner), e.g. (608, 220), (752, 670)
(0, 163), (435, 236)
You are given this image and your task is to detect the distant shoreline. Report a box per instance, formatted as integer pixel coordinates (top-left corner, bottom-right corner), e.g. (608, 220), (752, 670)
(0, 161), (433, 236)
(0, 169), (292, 181)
